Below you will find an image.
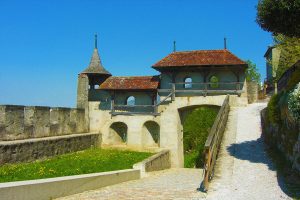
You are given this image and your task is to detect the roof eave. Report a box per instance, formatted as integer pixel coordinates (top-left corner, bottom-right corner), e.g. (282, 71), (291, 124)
(152, 64), (248, 70)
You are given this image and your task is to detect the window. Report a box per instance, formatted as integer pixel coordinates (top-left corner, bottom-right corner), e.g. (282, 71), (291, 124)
(184, 77), (192, 89)
(210, 76), (219, 88)
(126, 96), (135, 105)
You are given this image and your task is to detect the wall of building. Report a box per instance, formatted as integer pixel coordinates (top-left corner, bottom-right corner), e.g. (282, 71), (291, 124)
(89, 94), (247, 167)
(160, 69), (245, 91)
(89, 101), (159, 148)
(0, 105), (88, 141)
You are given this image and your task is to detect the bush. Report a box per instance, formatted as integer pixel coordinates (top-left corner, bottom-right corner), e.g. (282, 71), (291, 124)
(267, 93), (281, 125)
(183, 106), (219, 168)
(287, 70), (300, 91)
(288, 83), (300, 120)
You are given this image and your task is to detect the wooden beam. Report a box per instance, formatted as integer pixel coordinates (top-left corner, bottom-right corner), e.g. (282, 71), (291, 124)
(111, 111), (160, 116)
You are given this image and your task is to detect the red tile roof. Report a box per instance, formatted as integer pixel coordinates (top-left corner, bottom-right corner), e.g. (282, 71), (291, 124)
(152, 49), (247, 69)
(99, 76), (159, 90)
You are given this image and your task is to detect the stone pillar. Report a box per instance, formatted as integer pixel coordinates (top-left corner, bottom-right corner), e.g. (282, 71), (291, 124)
(77, 74), (89, 109)
(77, 74), (90, 132)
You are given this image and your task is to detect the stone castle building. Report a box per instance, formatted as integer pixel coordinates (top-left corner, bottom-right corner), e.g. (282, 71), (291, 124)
(77, 37), (249, 167)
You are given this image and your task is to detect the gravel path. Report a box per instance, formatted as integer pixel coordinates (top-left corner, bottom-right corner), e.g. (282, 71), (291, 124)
(207, 103), (291, 200)
(57, 103), (291, 200)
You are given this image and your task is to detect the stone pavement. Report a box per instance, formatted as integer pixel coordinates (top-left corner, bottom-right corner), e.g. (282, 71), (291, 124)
(57, 168), (206, 200)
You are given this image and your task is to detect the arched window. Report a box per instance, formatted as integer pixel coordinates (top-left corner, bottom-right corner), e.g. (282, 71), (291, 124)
(210, 75), (219, 88)
(126, 96), (135, 105)
(184, 77), (192, 89)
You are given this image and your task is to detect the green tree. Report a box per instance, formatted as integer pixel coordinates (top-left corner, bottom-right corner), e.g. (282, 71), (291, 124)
(245, 60), (261, 83)
(256, 0), (300, 37)
(273, 34), (300, 80)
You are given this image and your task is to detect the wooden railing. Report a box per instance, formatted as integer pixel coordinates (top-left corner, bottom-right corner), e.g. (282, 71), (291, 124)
(111, 82), (238, 116)
(201, 95), (230, 192)
(158, 82), (244, 96)
(111, 91), (174, 116)
(112, 105), (159, 116)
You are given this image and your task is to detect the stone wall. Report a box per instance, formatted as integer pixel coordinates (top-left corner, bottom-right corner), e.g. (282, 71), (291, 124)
(0, 133), (100, 165)
(133, 150), (170, 177)
(247, 81), (258, 104)
(0, 105), (88, 141)
(261, 108), (300, 174)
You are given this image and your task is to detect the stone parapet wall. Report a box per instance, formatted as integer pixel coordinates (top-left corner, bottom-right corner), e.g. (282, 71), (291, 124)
(0, 105), (88, 141)
(247, 81), (258, 104)
(0, 133), (100, 165)
(0, 168), (138, 200)
(133, 150), (170, 177)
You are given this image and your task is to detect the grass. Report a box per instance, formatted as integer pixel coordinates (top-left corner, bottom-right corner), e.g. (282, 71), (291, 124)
(0, 148), (152, 183)
(183, 106), (219, 168)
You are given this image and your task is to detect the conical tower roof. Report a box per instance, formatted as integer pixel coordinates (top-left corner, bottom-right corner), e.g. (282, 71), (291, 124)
(81, 35), (111, 76)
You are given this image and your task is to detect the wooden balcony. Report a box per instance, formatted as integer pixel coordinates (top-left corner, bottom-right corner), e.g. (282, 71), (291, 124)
(110, 82), (244, 116)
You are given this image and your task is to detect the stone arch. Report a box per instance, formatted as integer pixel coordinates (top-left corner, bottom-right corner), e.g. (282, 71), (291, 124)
(142, 121), (160, 147)
(108, 122), (128, 145)
(178, 105), (220, 168)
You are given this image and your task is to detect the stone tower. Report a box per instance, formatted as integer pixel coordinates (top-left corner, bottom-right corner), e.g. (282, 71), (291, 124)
(77, 34), (111, 109)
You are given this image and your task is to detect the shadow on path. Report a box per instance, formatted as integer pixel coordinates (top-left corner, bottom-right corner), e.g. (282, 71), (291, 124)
(227, 136), (300, 198)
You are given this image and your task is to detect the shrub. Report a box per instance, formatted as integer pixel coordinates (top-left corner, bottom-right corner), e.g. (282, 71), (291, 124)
(286, 70), (300, 91)
(288, 83), (300, 120)
(183, 106), (219, 168)
(267, 93), (281, 125)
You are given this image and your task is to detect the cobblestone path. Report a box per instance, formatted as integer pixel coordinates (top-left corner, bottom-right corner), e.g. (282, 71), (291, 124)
(57, 168), (206, 200)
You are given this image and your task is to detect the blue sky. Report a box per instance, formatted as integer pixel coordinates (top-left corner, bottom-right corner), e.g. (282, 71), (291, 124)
(0, 0), (272, 107)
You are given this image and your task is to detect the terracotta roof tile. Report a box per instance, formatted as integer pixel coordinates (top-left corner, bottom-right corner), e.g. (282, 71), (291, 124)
(99, 76), (159, 90)
(152, 49), (247, 68)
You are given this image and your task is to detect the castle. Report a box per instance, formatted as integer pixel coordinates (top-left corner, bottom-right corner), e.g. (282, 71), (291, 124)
(77, 36), (250, 167)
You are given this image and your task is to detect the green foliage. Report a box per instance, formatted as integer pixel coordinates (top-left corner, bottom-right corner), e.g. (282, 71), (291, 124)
(288, 83), (300, 120)
(210, 76), (219, 88)
(286, 69), (300, 91)
(183, 106), (219, 168)
(0, 148), (152, 183)
(256, 0), (300, 37)
(274, 35), (300, 80)
(245, 60), (261, 83)
(267, 93), (281, 125)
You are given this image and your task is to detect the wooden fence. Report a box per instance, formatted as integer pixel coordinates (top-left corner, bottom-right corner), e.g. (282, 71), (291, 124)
(201, 95), (230, 192)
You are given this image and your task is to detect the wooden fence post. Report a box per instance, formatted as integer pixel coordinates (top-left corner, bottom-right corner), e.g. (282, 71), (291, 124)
(111, 92), (115, 114)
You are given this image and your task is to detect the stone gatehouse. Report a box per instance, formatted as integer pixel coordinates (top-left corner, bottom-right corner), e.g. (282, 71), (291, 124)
(77, 37), (249, 167)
